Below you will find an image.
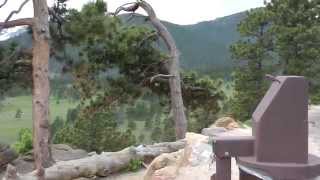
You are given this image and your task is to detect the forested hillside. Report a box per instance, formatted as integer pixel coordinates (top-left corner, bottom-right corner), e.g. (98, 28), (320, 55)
(0, 12), (245, 74)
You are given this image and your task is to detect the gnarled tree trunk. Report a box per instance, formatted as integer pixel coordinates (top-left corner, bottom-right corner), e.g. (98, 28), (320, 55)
(114, 0), (188, 139)
(139, 1), (187, 139)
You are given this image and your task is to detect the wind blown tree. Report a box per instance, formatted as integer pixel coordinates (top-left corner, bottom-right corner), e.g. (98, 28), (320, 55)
(52, 1), (157, 152)
(51, 0), (225, 149)
(0, 0), (53, 179)
(113, 0), (188, 139)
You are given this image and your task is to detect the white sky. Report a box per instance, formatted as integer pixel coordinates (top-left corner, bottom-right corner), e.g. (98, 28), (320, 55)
(0, 0), (264, 25)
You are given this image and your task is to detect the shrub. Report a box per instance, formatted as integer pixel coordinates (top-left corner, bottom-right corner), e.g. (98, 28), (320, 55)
(15, 108), (23, 119)
(54, 112), (136, 152)
(12, 128), (33, 154)
(51, 116), (65, 138)
(138, 134), (145, 142)
(126, 159), (143, 172)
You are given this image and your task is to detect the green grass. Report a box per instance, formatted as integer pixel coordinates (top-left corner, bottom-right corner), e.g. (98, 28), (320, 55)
(0, 96), (77, 144)
(0, 95), (154, 145)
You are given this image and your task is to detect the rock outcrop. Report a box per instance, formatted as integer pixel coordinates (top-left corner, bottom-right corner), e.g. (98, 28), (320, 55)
(0, 144), (18, 170)
(212, 117), (239, 130)
(144, 121), (251, 180)
(144, 133), (214, 180)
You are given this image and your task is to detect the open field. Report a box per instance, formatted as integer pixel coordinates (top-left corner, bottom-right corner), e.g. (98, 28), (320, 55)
(0, 96), (153, 145)
(0, 96), (77, 144)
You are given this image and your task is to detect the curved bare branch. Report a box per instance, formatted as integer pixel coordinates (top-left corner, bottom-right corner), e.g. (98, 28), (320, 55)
(4, 0), (30, 23)
(113, 2), (139, 15)
(0, 0), (31, 32)
(150, 74), (175, 82)
(0, 0), (8, 8)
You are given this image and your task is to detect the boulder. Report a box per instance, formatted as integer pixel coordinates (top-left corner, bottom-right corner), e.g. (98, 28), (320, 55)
(144, 126), (252, 180)
(201, 127), (227, 137)
(144, 150), (183, 180)
(0, 143), (18, 169)
(144, 133), (214, 180)
(212, 117), (239, 130)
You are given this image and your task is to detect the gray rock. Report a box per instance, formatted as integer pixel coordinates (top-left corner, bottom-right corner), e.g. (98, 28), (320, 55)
(0, 143), (18, 168)
(201, 126), (227, 137)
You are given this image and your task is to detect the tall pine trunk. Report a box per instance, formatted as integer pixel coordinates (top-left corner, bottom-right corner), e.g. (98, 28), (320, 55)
(32, 0), (52, 178)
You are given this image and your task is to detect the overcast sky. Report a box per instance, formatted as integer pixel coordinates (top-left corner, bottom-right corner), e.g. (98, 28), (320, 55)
(1, 0), (264, 25)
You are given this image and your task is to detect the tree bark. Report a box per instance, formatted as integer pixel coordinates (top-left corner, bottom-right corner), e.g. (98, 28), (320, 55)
(0, 0), (52, 179)
(3, 141), (185, 180)
(138, 0), (187, 139)
(32, 0), (53, 179)
(0, 18), (33, 29)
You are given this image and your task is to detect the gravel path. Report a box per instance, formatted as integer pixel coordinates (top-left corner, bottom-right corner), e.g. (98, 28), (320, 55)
(98, 169), (146, 180)
(309, 105), (320, 155)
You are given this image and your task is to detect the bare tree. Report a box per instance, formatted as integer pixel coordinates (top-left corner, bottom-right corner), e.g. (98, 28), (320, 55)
(0, 0), (52, 179)
(114, 0), (188, 139)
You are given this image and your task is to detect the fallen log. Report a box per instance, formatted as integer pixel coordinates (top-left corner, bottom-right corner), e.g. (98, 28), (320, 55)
(3, 140), (185, 180)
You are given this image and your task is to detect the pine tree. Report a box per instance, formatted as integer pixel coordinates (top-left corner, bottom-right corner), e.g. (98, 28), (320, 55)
(265, 0), (320, 102)
(230, 8), (274, 121)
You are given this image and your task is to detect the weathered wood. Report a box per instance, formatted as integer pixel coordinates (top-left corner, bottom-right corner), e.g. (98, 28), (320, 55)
(3, 141), (185, 180)
(0, 0), (52, 179)
(32, 0), (53, 179)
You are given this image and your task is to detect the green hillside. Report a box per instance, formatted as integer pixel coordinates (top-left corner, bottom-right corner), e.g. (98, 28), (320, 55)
(121, 12), (245, 72)
(1, 12), (245, 74)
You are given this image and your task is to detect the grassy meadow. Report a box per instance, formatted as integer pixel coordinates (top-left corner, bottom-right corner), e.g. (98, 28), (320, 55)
(0, 80), (232, 145)
(0, 96), (153, 145)
(0, 96), (77, 144)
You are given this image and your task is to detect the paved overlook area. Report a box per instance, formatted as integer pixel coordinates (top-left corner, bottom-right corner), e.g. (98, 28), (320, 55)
(1, 106), (320, 180)
(105, 105), (320, 180)
(308, 105), (320, 156)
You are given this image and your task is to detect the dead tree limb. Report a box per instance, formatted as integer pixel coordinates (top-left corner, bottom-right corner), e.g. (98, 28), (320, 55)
(113, 2), (139, 15)
(4, 0), (30, 21)
(0, 18), (33, 29)
(0, 0), (30, 32)
(0, 0), (8, 8)
(150, 74), (175, 82)
(3, 140), (185, 180)
(114, 0), (188, 139)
